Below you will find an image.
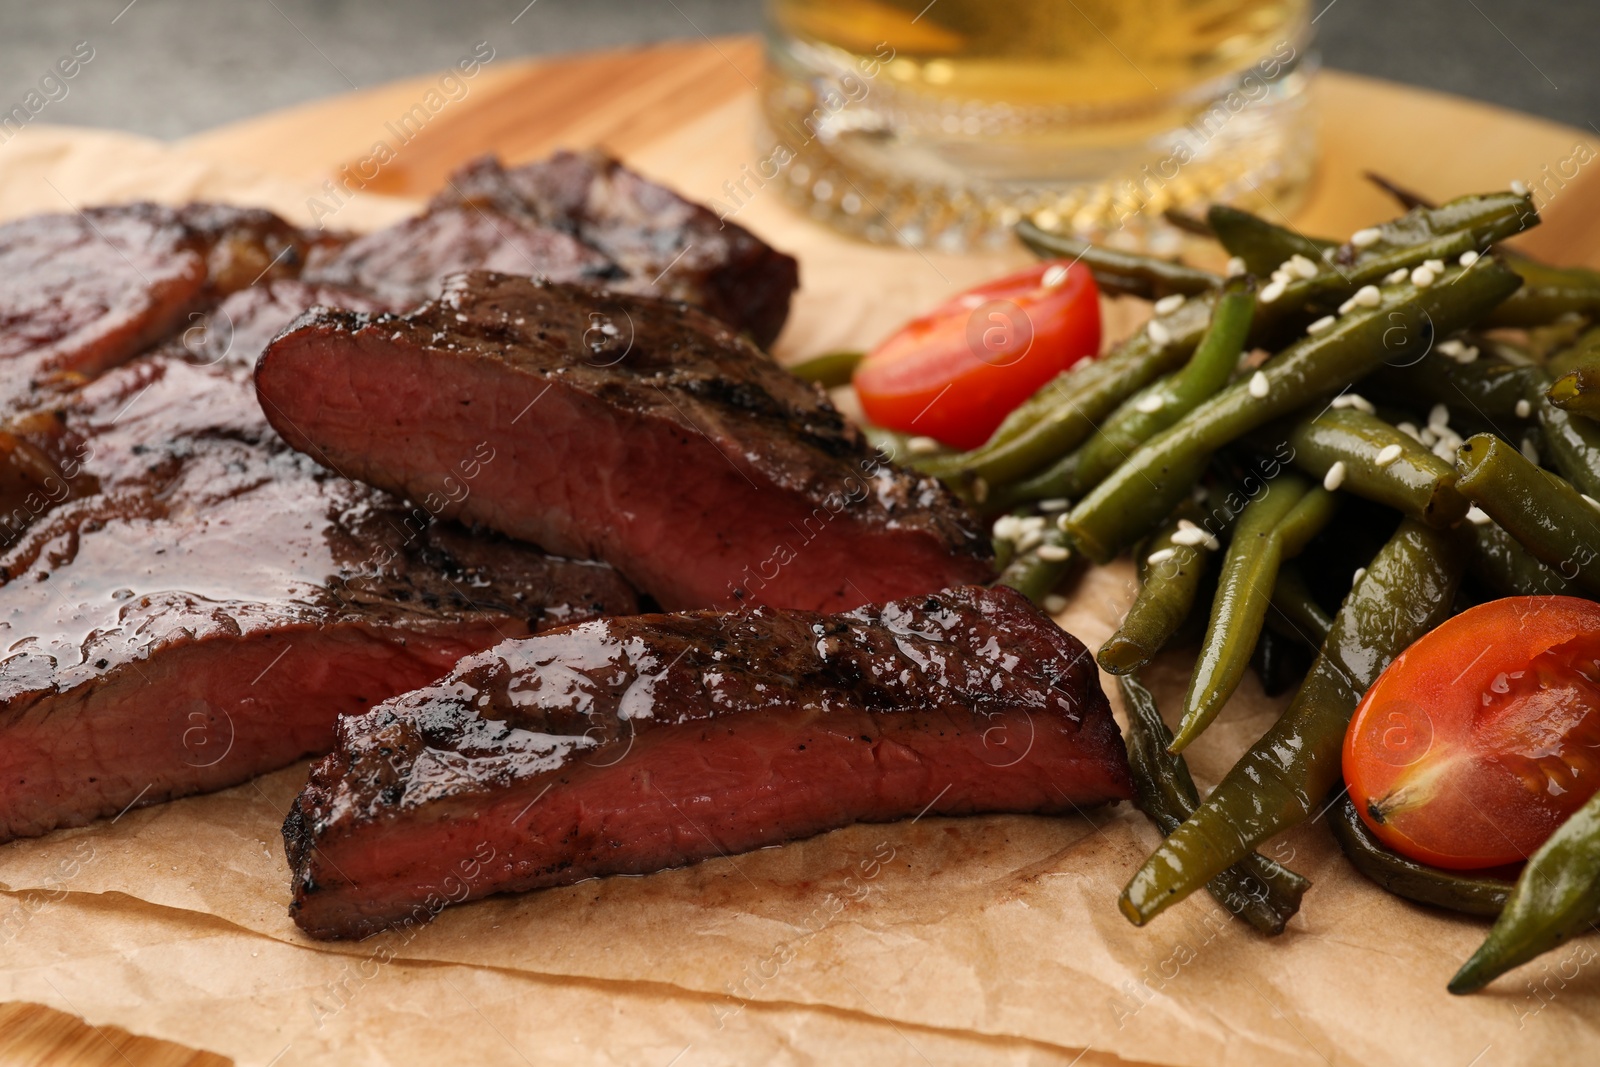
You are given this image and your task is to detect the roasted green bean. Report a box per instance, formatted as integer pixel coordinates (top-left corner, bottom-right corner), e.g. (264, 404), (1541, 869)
(1015, 221), (1221, 300)
(1455, 433), (1600, 595)
(1171, 476), (1336, 753)
(1119, 519), (1465, 925)
(1098, 508), (1217, 674)
(1120, 672), (1309, 935)
(1275, 406), (1469, 527)
(1528, 370), (1600, 499)
(1269, 563), (1334, 647)
(1329, 794), (1513, 918)
(1547, 356), (1600, 417)
(1486, 257), (1600, 328)
(1065, 258), (1521, 562)
(1461, 518), (1577, 597)
(1207, 204), (1334, 277)
(994, 284), (1255, 510)
(1450, 789), (1600, 993)
(922, 294), (1217, 485)
(995, 521), (1076, 603)
(788, 350), (863, 388)
(1364, 353), (1536, 432)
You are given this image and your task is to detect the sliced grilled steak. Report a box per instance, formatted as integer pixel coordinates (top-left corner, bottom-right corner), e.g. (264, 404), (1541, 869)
(257, 272), (993, 611)
(284, 584), (1131, 939)
(297, 207), (617, 310)
(0, 205), (207, 387)
(433, 152), (799, 346)
(0, 354), (636, 843)
(172, 279), (389, 370)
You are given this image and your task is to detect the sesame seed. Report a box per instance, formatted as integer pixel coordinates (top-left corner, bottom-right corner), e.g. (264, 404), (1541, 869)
(1016, 530), (1043, 553)
(907, 435), (943, 454)
(1352, 567), (1367, 586)
(1043, 594), (1069, 613)
(1288, 255), (1320, 280)
(1036, 543), (1071, 562)
(1057, 512), (1072, 533)
(1018, 516), (1047, 534)
(1170, 527), (1210, 548)
(1135, 393), (1166, 414)
(1458, 346), (1480, 364)
(1459, 250), (1480, 267)
(1428, 403), (1450, 429)
(1226, 256), (1247, 277)
(1307, 315), (1338, 335)
(1419, 427), (1438, 447)
(1424, 259), (1446, 274)
(1511, 179), (1529, 196)
(1259, 280), (1286, 304)
(1375, 443), (1403, 467)
(1437, 339), (1465, 357)
(1338, 285), (1382, 314)
(1433, 439), (1458, 462)
(1385, 268), (1410, 285)
(1154, 294), (1186, 315)
(1042, 264), (1071, 288)
(1248, 371), (1270, 399)
(1037, 498), (1070, 512)
(992, 516), (1019, 540)
(1411, 265), (1437, 288)
(1323, 461), (1347, 491)
(1515, 398), (1532, 419)
(1350, 227), (1383, 248)
(1322, 246), (1338, 262)
(1397, 421), (1422, 441)
(1147, 320), (1172, 346)
(1147, 547), (1177, 565)
(1466, 505), (1492, 526)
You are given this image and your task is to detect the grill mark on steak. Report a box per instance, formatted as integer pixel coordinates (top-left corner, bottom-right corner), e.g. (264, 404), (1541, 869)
(0, 354), (637, 843)
(309, 151), (798, 346)
(257, 271), (993, 612)
(283, 584), (1132, 940)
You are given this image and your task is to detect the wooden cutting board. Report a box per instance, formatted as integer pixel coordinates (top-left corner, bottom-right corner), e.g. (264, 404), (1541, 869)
(6, 35), (1600, 1067)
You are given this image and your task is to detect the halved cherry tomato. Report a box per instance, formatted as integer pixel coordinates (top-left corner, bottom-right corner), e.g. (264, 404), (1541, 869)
(852, 260), (1101, 450)
(1344, 596), (1600, 870)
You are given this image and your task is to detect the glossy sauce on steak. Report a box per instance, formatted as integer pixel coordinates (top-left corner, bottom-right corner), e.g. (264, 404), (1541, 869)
(0, 354), (636, 842)
(257, 272), (993, 612)
(284, 584), (1132, 939)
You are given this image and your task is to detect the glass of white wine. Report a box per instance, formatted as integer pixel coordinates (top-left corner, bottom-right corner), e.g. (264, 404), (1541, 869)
(759, 0), (1316, 251)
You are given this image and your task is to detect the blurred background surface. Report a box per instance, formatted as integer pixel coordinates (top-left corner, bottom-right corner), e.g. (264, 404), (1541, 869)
(4, 0), (1595, 139)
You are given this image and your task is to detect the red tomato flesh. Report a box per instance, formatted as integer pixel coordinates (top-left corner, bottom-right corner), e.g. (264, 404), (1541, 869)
(853, 260), (1101, 450)
(1344, 596), (1600, 870)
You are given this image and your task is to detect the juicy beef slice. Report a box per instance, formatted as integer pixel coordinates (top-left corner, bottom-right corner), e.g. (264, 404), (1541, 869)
(434, 152), (800, 347)
(173, 279), (390, 371)
(284, 584), (1132, 939)
(0, 205), (208, 387)
(257, 271), (993, 612)
(0, 354), (637, 843)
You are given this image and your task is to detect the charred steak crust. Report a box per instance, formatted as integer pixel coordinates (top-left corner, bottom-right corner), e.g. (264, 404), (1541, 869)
(429, 152), (799, 347)
(285, 584), (1132, 939)
(257, 272), (992, 611)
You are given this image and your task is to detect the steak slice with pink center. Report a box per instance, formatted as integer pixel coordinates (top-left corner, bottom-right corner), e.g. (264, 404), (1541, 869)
(284, 584), (1132, 939)
(257, 271), (993, 612)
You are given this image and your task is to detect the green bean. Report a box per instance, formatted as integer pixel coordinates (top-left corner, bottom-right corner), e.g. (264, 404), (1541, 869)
(1162, 208), (1215, 238)
(1065, 257), (1522, 563)
(1455, 433), (1600, 595)
(1015, 220), (1221, 300)
(1363, 171), (1436, 212)
(995, 521), (1076, 603)
(921, 294), (1217, 485)
(1119, 519), (1465, 926)
(788, 350), (863, 388)
(1207, 204), (1334, 276)
(1329, 794), (1513, 918)
(1486, 258), (1600, 328)
(1275, 406), (1470, 527)
(1461, 518), (1576, 597)
(1547, 356), (1600, 417)
(1528, 370), (1600, 499)
(1547, 325), (1600, 378)
(1119, 672), (1310, 936)
(1269, 563), (1333, 646)
(1099, 507), (1217, 674)
(1364, 353), (1536, 431)
(1171, 476), (1336, 753)
(1450, 789), (1600, 993)
(994, 284), (1255, 510)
